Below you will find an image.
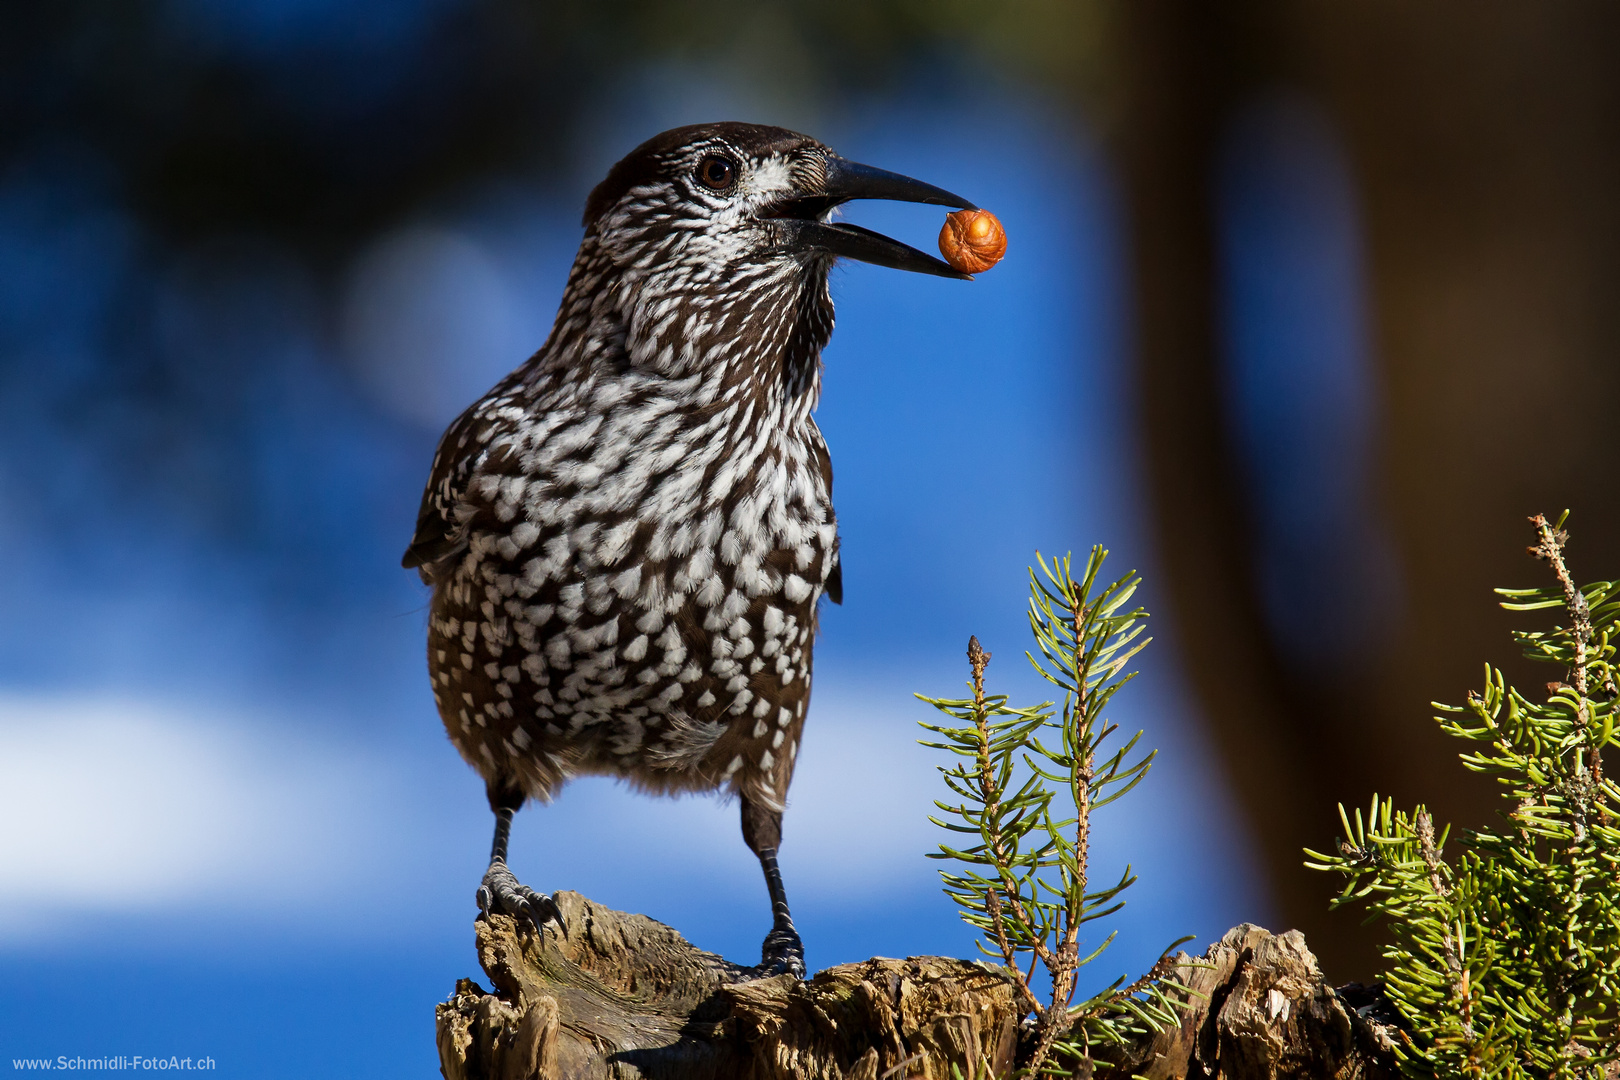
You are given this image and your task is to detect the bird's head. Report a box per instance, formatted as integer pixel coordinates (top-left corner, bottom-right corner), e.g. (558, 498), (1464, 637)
(539, 122), (975, 387)
(581, 122), (976, 287)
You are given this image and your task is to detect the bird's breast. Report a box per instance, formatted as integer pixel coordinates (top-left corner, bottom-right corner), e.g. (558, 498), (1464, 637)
(427, 385), (836, 808)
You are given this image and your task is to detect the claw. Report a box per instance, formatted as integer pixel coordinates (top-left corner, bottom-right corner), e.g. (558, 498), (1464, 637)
(531, 891), (563, 927)
(757, 925), (806, 979)
(478, 860), (562, 934)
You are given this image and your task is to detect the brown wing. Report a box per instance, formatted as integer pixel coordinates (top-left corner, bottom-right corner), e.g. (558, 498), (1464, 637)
(810, 420), (841, 605)
(402, 406), (507, 583)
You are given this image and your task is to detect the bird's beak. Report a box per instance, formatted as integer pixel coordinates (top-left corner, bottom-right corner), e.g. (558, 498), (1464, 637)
(771, 156), (978, 280)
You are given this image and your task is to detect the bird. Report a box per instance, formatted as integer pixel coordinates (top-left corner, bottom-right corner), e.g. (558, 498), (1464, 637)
(403, 122), (976, 977)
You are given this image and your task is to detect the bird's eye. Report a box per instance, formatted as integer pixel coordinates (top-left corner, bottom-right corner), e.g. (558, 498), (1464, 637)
(696, 156), (736, 192)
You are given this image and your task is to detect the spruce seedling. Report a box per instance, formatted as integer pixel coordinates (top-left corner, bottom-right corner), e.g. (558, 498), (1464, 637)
(919, 547), (1194, 1075)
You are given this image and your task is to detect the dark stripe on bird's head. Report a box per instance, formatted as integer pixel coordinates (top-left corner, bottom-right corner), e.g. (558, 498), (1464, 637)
(582, 122), (819, 229)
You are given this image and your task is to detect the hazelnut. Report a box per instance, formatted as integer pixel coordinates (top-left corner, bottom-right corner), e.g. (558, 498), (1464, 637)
(938, 209), (1007, 275)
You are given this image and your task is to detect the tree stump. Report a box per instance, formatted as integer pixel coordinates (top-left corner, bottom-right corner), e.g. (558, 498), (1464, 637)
(436, 891), (1399, 1080)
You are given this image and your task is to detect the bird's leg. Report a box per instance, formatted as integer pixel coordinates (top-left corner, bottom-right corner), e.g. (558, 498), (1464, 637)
(756, 848), (805, 977)
(741, 796), (805, 978)
(476, 781), (561, 930)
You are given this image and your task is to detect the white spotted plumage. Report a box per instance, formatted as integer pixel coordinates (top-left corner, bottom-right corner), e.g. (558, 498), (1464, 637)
(405, 126), (843, 815)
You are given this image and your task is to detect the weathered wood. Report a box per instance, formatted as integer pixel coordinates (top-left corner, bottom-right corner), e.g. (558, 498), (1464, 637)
(436, 892), (1399, 1080)
(1103, 925), (1399, 1080)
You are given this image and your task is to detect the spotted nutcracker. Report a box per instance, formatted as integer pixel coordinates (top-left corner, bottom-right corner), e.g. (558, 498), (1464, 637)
(403, 122), (977, 977)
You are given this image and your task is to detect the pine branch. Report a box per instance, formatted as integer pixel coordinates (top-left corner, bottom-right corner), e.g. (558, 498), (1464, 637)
(1529, 512), (1603, 792)
(1308, 513), (1620, 1079)
(966, 634), (1046, 1019)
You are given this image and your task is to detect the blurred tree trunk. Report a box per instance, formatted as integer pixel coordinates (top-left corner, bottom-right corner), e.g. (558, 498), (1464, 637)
(1111, 0), (1620, 981)
(1108, 0), (1371, 973)
(1301, 2), (1620, 823)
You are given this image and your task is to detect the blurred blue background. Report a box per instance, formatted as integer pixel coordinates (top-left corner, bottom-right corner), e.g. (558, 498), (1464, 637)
(8, 1), (1620, 1075)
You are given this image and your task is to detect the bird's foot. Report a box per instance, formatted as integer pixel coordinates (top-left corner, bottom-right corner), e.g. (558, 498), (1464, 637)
(755, 924), (805, 979)
(476, 859), (561, 932)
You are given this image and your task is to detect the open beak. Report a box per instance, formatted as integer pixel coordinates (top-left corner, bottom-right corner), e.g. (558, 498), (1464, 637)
(772, 156), (978, 280)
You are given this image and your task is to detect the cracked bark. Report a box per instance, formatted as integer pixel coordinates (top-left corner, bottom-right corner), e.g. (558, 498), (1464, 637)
(436, 892), (1400, 1080)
